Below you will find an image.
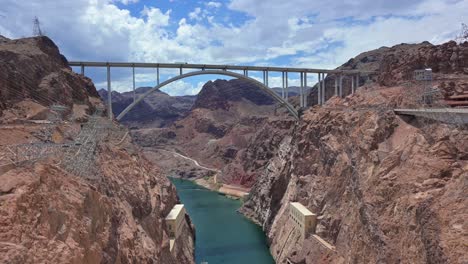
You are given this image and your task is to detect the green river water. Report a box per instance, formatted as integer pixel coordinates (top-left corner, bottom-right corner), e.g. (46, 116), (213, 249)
(170, 178), (275, 264)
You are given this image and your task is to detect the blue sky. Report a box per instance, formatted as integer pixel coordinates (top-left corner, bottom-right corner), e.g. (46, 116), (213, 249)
(0, 0), (466, 95)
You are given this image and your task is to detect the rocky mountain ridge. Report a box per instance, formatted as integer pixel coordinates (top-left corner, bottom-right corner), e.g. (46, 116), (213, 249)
(99, 87), (196, 128)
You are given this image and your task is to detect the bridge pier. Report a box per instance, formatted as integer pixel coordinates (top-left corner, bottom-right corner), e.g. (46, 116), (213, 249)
(339, 75), (343, 97)
(281, 72), (285, 99)
(132, 66), (136, 102)
(157, 67), (160, 85)
(80, 65), (85, 75)
(285, 71), (289, 102)
(263, 70), (269, 87)
(317, 73), (322, 105)
(351, 75), (355, 94)
(300, 72), (304, 108)
(334, 76), (338, 96)
(303, 72), (308, 107)
(321, 73), (326, 103)
(356, 74), (360, 88)
(106, 65), (113, 120)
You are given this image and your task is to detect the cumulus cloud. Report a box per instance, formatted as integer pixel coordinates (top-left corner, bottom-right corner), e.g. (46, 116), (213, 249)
(206, 2), (222, 8)
(188, 7), (202, 20)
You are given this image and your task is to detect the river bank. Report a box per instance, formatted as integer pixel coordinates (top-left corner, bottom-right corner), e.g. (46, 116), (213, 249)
(194, 176), (250, 200)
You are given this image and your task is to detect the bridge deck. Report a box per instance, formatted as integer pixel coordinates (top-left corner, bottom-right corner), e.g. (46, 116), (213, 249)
(68, 61), (376, 75)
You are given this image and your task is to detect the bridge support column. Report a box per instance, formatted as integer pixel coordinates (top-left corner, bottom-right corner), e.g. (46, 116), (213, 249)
(351, 75), (355, 94)
(132, 66), (136, 102)
(304, 72), (308, 107)
(318, 73), (322, 105)
(339, 74), (343, 98)
(179, 66), (183, 75)
(334, 75), (338, 96)
(266, 70), (269, 87)
(80, 65), (85, 75)
(107, 65), (113, 120)
(281, 72), (285, 99)
(157, 67), (160, 85)
(299, 72), (304, 107)
(285, 71), (289, 102)
(321, 73), (326, 103)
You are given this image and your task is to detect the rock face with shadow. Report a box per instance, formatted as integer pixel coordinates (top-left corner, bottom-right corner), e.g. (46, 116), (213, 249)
(241, 74), (467, 263)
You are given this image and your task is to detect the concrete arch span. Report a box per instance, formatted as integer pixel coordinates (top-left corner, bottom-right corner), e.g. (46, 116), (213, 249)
(116, 69), (299, 121)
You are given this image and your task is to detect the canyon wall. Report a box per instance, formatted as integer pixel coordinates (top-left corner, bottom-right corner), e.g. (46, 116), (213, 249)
(242, 41), (468, 263)
(0, 36), (194, 264)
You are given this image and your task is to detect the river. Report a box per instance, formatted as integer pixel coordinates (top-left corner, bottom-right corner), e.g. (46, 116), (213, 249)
(170, 178), (275, 264)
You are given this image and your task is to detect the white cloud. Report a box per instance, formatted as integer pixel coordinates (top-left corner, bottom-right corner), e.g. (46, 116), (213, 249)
(115, 0), (139, 5)
(206, 2), (222, 8)
(160, 80), (206, 96)
(188, 7), (202, 20)
(1, 0), (466, 95)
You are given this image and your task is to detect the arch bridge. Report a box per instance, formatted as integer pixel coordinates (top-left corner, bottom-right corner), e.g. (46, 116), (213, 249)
(68, 61), (375, 120)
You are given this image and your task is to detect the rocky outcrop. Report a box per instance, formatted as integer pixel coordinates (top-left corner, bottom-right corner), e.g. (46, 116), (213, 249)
(307, 41), (468, 106)
(0, 36), (99, 116)
(376, 41), (468, 86)
(220, 118), (295, 187)
(0, 36), (195, 263)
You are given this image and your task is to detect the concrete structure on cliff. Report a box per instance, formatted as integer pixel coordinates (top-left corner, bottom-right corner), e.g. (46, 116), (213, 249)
(165, 204), (186, 252)
(289, 202), (316, 239)
(68, 61), (374, 121)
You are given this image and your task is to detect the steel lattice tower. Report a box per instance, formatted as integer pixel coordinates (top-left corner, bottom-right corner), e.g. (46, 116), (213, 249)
(33, 16), (43, 37)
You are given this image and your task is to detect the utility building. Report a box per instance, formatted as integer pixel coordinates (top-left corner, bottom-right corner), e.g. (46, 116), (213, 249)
(165, 204), (186, 252)
(289, 202), (317, 239)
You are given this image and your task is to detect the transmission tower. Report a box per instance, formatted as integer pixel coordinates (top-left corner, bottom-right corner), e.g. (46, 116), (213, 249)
(33, 16), (43, 37)
(458, 23), (468, 43)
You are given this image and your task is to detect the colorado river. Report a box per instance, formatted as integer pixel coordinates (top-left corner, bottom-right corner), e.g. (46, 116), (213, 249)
(171, 178), (275, 264)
